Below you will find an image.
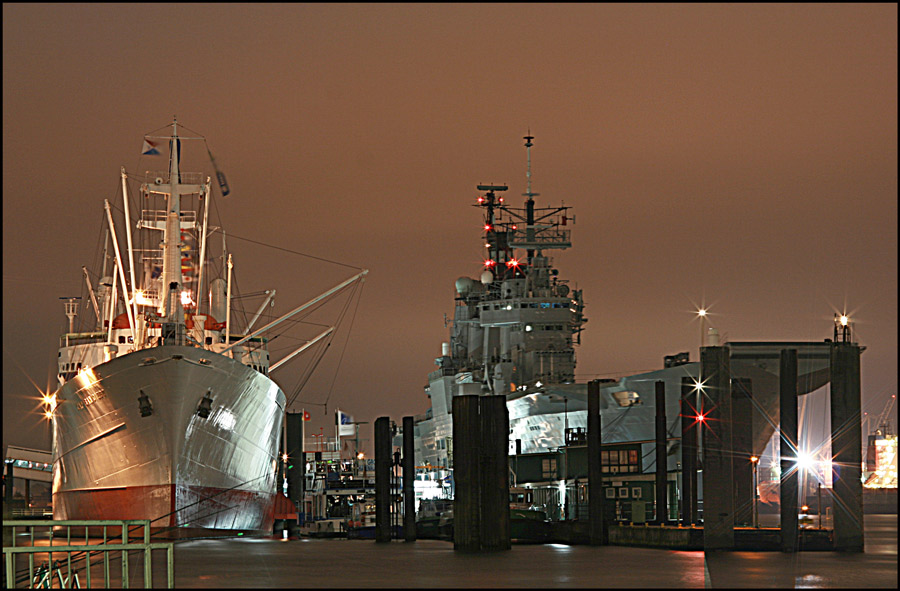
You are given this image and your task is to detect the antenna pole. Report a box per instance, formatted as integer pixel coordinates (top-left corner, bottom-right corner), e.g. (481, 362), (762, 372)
(524, 133), (536, 263)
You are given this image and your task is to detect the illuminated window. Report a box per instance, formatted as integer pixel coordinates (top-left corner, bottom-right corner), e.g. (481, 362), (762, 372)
(600, 445), (641, 474)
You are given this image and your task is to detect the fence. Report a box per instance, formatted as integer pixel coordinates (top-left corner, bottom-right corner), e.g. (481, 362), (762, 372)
(3, 520), (174, 588)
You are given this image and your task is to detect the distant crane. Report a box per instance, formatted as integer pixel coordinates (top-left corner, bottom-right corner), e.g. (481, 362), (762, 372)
(873, 394), (896, 437)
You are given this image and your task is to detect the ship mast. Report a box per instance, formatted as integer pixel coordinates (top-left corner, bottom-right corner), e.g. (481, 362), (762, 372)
(523, 132), (538, 265)
(160, 118), (186, 335)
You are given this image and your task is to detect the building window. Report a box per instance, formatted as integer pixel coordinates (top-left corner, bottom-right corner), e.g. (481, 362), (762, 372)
(601, 445), (641, 474)
(541, 458), (557, 480)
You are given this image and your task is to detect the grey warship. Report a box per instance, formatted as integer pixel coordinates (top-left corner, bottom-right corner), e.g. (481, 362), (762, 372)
(409, 135), (834, 503)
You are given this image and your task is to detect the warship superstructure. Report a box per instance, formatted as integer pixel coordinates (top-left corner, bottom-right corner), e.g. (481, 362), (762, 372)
(409, 136), (834, 501)
(49, 121), (365, 534)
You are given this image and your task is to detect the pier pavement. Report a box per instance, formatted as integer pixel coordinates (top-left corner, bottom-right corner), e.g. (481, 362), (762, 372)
(165, 514), (895, 588)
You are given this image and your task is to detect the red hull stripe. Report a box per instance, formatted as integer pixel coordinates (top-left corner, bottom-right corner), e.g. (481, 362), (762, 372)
(54, 484), (276, 532)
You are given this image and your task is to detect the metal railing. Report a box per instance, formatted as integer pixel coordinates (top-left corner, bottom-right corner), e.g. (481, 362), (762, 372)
(3, 520), (174, 588)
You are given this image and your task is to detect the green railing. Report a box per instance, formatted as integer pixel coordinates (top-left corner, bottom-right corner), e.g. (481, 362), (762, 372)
(3, 520), (174, 588)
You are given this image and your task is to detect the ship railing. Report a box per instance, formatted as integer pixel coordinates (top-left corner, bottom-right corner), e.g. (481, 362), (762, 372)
(3, 519), (174, 589)
(508, 227), (572, 249)
(143, 171), (204, 186)
(139, 209), (198, 224)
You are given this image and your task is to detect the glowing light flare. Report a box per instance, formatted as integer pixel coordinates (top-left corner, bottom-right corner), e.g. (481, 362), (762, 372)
(750, 456), (758, 463)
(484, 259), (496, 268)
(795, 452), (814, 472)
(506, 258), (520, 268)
(698, 308), (707, 317)
(484, 224), (492, 232)
(132, 289), (156, 306)
(42, 393), (58, 412)
(357, 452), (365, 460)
(477, 196), (485, 204)
(180, 290), (194, 307)
(839, 315), (849, 326)
(282, 453), (289, 462)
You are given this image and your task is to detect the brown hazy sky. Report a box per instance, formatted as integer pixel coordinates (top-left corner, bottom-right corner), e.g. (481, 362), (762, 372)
(3, 3), (897, 453)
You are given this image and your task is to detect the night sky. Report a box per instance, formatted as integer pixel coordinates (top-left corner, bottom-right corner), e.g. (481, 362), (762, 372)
(3, 4), (896, 456)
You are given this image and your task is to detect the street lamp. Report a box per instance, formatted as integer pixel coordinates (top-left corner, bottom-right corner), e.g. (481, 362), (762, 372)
(750, 456), (759, 528)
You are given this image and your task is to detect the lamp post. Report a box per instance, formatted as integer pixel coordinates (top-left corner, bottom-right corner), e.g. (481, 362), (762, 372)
(750, 455), (759, 528)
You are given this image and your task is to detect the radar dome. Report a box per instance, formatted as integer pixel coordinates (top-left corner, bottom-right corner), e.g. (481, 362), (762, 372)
(455, 277), (476, 296)
(480, 270), (494, 285)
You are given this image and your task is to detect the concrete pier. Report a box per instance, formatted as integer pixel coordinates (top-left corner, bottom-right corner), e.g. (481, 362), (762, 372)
(285, 412), (304, 510)
(830, 343), (864, 551)
(701, 345), (735, 550)
(402, 416), (416, 542)
(587, 380), (605, 545)
(730, 378), (753, 527)
(480, 395), (510, 551)
(452, 395), (482, 552)
(374, 416), (391, 543)
(451, 394), (510, 552)
(680, 377), (697, 527)
(780, 349), (799, 552)
(654, 380), (668, 524)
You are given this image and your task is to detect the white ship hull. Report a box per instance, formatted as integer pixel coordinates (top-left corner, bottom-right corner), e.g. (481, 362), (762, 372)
(53, 345), (285, 534)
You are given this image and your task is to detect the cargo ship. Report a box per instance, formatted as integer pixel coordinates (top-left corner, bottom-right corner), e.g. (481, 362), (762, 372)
(49, 120), (365, 535)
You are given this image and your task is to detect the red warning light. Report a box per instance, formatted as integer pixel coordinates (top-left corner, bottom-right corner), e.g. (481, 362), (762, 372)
(484, 224), (492, 231)
(484, 259), (496, 267)
(477, 196), (485, 204)
(511, 224), (517, 230)
(498, 197), (504, 203)
(506, 258), (520, 268)
(697, 414), (705, 422)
